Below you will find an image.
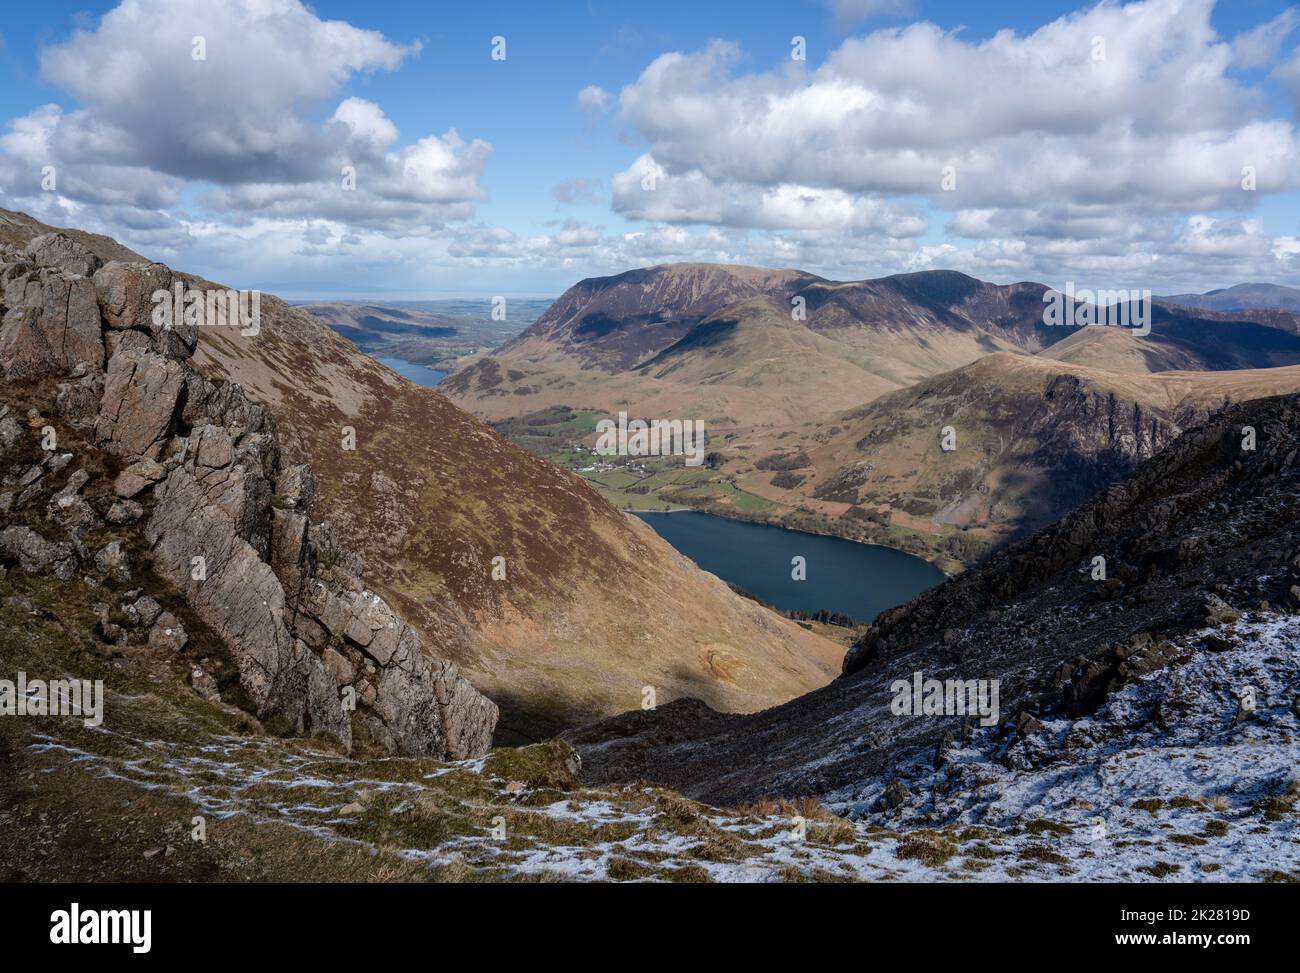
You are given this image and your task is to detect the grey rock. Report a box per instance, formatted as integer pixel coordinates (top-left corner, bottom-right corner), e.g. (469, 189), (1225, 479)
(132, 595), (163, 627)
(106, 499), (144, 525)
(94, 540), (132, 582)
(47, 487), (101, 537)
(0, 526), (77, 579)
(321, 646), (354, 688)
(874, 778), (910, 812)
(0, 273), (104, 379)
(44, 452), (73, 475)
(190, 666), (220, 702)
(0, 413), (22, 458)
(4, 246), (497, 760)
(276, 464), (315, 509)
(96, 349), (187, 460)
(55, 375), (105, 432)
(93, 261), (196, 359)
(148, 613), (188, 653)
(113, 458), (166, 498)
(25, 233), (102, 278)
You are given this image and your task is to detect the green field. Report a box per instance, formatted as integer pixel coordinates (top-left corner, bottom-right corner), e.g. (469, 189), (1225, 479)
(494, 406), (773, 514)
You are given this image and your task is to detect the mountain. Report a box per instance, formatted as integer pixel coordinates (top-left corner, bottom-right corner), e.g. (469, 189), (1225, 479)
(443, 265), (1046, 427)
(301, 302), (461, 346)
(495, 263), (817, 370)
(714, 353), (1300, 568)
(444, 261), (1300, 570)
(445, 264), (1300, 434)
(5, 223), (1296, 883)
(7, 271), (1296, 880)
(0, 214), (842, 745)
(1040, 305), (1300, 373)
(1161, 282), (1300, 314)
(566, 389), (1300, 848)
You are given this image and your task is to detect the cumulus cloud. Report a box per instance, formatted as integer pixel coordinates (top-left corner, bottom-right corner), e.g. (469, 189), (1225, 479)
(618, 4), (1300, 208)
(603, 0), (1300, 288)
(0, 0), (490, 237)
(2, 0), (1298, 295)
(612, 153), (926, 234)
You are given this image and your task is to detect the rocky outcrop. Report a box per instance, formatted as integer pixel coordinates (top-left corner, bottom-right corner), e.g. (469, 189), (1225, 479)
(0, 233), (497, 759)
(0, 238), (105, 381)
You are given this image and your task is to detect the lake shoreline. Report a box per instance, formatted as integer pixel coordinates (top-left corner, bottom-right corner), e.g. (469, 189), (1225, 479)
(628, 507), (957, 577)
(631, 509), (944, 622)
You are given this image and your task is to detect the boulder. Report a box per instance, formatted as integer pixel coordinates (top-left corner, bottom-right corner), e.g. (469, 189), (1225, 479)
(148, 613), (188, 653)
(0, 526), (77, 580)
(25, 233), (102, 278)
(93, 261), (196, 359)
(96, 349), (187, 459)
(106, 499), (144, 525)
(93, 540), (132, 582)
(321, 646), (354, 688)
(0, 273), (104, 379)
(874, 778), (910, 812)
(113, 458), (167, 498)
(132, 594), (163, 627)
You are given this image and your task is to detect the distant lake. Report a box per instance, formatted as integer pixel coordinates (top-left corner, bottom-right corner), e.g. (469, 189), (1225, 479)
(634, 511), (944, 623)
(376, 355), (446, 387)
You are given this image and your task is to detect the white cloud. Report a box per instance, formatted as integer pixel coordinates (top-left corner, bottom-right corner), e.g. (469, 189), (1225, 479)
(1231, 8), (1299, 69)
(602, 0), (1300, 289)
(0, 0), (489, 236)
(2, 0), (1298, 296)
(577, 85), (613, 116)
(1276, 46), (1300, 109)
(618, 3), (1300, 212)
(612, 153), (926, 234)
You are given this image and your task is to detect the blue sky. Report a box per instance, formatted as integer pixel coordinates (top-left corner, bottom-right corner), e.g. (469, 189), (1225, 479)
(0, 0), (1298, 298)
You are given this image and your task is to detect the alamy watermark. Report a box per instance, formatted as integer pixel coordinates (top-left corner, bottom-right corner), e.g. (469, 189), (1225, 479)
(0, 672), (104, 727)
(151, 283), (261, 336)
(50, 903), (150, 953)
(594, 412), (706, 467)
(1042, 282), (1152, 336)
(891, 670), (1000, 727)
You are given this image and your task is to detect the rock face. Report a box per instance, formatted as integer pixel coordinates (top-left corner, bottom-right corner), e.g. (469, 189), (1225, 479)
(0, 232), (497, 759)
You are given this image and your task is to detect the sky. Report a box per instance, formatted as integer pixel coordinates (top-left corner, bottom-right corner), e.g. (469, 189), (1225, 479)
(0, 0), (1297, 299)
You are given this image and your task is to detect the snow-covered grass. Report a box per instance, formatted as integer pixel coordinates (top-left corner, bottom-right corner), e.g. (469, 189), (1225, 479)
(20, 615), (1300, 882)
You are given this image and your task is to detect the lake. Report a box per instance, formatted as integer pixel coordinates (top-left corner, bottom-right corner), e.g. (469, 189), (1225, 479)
(376, 355), (445, 387)
(634, 511), (945, 623)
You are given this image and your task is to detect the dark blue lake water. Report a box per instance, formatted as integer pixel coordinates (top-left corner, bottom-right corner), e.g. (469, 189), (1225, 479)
(376, 356), (445, 387)
(634, 510), (945, 623)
